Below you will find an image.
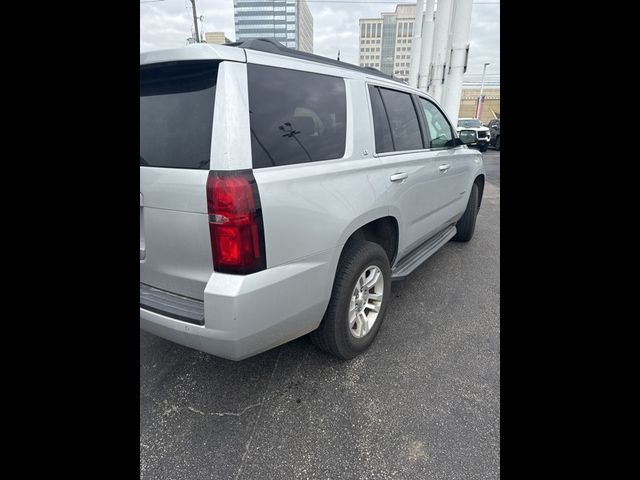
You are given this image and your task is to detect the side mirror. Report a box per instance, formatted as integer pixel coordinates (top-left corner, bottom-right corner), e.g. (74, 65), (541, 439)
(458, 130), (477, 145)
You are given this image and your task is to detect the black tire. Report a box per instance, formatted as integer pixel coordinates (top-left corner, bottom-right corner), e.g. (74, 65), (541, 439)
(310, 240), (391, 360)
(452, 182), (479, 242)
(479, 144), (488, 152)
(495, 136), (500, 151)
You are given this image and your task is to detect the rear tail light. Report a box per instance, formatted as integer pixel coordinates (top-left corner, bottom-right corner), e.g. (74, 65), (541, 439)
(206, 170), (266, 275)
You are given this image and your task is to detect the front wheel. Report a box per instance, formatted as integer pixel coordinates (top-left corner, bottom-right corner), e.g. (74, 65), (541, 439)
(310, 240), (391, 360)
(479, 144), (488, 152)
(495, 136), (500, 151)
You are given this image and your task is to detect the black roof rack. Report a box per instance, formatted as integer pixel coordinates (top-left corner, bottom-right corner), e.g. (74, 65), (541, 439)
(227, 38), (401, 83)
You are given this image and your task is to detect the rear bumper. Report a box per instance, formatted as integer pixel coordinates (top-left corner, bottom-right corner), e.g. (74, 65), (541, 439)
(140, 250), (334, 360)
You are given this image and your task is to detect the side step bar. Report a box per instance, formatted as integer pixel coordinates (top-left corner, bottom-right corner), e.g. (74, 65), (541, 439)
(391, 225), (457, 281)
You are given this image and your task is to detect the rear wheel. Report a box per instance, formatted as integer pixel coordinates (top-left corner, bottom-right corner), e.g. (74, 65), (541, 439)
(495, 136), (500, 151)
(452, 182), (480, 242)
(310, 240), (391, 360)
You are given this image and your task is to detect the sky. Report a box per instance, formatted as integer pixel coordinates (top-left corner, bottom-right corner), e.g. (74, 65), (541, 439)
(140, 0), (499, 80)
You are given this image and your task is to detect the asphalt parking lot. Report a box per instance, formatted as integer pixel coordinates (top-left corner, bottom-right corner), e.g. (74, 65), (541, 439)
(140, 151), (500, 480)
(481, 148), (500, 186)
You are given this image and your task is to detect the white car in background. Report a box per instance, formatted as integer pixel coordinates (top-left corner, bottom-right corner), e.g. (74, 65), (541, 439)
(457, 118), (490, 152)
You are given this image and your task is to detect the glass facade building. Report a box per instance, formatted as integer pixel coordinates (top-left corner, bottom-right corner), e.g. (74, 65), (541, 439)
(234, 0), (313, 52)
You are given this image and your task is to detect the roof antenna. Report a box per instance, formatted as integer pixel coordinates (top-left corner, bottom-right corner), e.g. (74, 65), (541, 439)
(337, 50), (340, 61)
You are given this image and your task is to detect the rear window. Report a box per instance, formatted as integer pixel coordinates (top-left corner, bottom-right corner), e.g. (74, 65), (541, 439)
(247, 64), (347, 168)
(378, 87), (424, 152)
(140, 61), (218, 169)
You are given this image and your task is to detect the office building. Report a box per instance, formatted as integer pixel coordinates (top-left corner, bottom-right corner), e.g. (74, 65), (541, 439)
(234, 0), (313, 52)
(359, 4), (416, 82)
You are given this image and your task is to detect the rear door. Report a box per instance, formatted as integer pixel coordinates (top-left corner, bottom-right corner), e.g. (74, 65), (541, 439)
(139, 60), (218, 300)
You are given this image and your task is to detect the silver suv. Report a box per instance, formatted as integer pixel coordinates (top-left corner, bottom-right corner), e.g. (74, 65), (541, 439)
(140, 39), (484, 361)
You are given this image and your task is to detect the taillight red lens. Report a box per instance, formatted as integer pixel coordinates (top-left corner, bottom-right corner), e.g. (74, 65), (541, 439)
(206, 171), (266, 274)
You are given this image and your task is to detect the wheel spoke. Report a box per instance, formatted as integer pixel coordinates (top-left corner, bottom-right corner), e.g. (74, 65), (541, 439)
(349, 311), (357, 329)
(358, 311), (368, 335)
(365, 302), (380, 313)
(364, 269), (381, 289)
(368, 292), (382, 301)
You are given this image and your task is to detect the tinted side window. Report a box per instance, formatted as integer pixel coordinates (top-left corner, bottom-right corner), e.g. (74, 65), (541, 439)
(378, 88), (424, 151)
(140, 61), (217, 169)
(248, 64), (347, 168)
(368, 85), (394, 153)
(418, 98), (454, 149)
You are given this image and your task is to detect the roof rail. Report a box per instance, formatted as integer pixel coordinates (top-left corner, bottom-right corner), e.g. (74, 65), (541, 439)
(227, 38), (401, 83)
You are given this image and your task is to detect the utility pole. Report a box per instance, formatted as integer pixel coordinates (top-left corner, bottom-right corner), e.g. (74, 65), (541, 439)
(475, 62), (490, 120)
(189, 0), (200, 43)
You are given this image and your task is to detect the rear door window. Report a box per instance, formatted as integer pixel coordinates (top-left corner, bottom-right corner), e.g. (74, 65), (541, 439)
(140, 61), (218, 169)
(368, 85), (394, 153)
(377, 87), (424, 152)
(368, 85), (425, 153)
(247, 64), (347, 168)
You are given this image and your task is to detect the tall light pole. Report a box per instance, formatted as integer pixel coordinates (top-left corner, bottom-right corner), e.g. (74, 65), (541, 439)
(189, 0), (200, 43)
(476, 62), (490, 120)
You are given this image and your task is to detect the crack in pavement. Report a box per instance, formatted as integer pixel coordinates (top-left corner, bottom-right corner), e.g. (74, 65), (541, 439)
(234, 348), (283, 480)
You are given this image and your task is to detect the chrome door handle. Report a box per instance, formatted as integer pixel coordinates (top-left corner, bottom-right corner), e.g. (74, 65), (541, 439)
(390, 172), (408, 182)
(439, 164), (450, 172)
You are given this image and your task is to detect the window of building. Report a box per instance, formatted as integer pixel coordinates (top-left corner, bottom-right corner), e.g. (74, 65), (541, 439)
(248, 65), (347, 168)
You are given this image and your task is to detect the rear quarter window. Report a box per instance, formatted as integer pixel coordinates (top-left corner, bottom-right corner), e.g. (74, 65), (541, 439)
(247, 64), (347, 168)
(140, 61), (218, 169)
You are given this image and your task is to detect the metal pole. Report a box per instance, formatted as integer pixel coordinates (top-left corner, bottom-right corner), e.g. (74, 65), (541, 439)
(441, 0), (474, 126)
(417, 0), (435, 92)
(190, 0), (200, 43)
(476, 62), (490, 120)
(479, 62), (489, 97)
(408, 0), (425, 87)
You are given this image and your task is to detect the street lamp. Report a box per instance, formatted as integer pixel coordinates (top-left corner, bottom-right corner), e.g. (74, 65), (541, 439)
(476, 62), (490, 121)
